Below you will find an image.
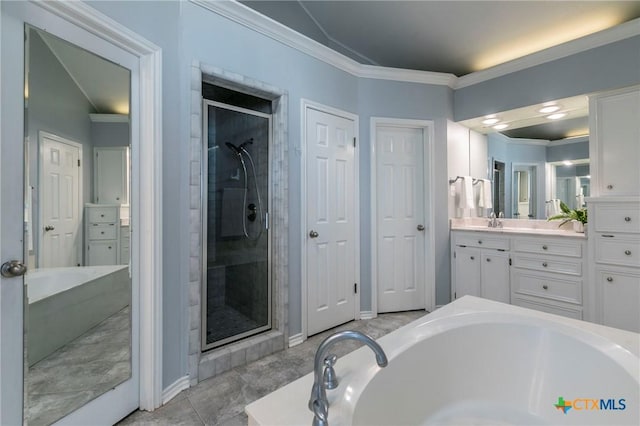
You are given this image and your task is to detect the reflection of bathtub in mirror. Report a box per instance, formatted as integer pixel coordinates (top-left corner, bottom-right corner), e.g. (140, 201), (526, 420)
(25, 265), (130, 366)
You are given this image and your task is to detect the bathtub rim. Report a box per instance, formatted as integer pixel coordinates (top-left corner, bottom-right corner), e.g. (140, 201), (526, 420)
(245, 296), (640, 426)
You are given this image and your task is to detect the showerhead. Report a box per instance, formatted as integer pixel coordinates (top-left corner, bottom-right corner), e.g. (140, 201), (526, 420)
(239, 138), (254, 151)
(225, 142), (242, 155)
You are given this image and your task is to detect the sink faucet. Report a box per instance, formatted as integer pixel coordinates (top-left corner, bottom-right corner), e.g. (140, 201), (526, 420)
(308, 330), (388, 426)
(488, 212), (503, 228)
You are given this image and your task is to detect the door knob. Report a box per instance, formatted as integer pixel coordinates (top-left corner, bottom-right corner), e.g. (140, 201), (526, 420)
(309, 230), (319, 238)
(1, 260), (27, 278)
(44, 225), (55, 231)
(417, 224), (425, 231)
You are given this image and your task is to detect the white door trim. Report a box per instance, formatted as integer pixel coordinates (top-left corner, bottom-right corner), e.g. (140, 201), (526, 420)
(301, 99), (360, 341)
(23, 0), (164, 411)
(370, 117), (436, 316)
(37, 131), (83, 268)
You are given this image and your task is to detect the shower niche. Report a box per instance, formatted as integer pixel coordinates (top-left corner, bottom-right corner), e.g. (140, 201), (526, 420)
(202, 83), (271, 350)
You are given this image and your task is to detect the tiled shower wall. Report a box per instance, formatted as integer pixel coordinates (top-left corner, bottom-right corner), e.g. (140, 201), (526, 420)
(188, 61), (289, 384)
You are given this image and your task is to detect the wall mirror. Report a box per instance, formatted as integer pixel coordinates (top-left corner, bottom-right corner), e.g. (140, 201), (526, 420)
(24, 25), (131, 425)
(460, 94), (590, 219)
(549, 159), (590, 210)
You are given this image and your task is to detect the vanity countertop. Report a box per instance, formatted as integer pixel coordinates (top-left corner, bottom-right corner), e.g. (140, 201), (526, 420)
(450, 218), (587, 238)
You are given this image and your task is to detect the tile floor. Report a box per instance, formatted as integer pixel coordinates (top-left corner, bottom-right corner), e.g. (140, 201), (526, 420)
(27, 307), (131, 426)
(119, 310), (427, 426)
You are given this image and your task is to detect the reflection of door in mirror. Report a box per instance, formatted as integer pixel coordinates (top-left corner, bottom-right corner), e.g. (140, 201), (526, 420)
(492, 160), (505, 216)
(24, 26), (132, 425)
(512, 165), (536, 219)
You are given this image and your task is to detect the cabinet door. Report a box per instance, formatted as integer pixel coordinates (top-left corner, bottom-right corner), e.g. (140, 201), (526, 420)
(598, 268), (640, 332)
(481, 251), (510, 303)
(591, 87), (640, 196)
(454, 246), (481, 298)
(94, 147), (128, 204)
(87, 241), (118, 265)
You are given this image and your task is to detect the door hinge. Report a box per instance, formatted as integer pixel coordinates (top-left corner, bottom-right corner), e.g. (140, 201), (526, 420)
(509, 258), (512, 266)
(354, 283), (357, 294)
(454, 292), (457, 299)
(353, 137), (356, 148)
(78, 159), (81, 167)
(453, 251), (456, 258)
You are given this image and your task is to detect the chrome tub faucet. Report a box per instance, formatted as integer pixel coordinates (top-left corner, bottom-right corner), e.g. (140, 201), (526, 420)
(308, 330), (388, 426)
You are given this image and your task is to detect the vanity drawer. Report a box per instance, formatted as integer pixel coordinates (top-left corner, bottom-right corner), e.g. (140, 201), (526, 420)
(511, 270), (582, 304)
(512, 238), (582, 258)
(594, 204), (640, 233)
(454, 233), (509, 250)
(512, 255), (582, 276)
(511, 297), (582, 320)
(87, 207), (117, 223)
(88, 223), (117, 240)
(595, 236), (640, 267)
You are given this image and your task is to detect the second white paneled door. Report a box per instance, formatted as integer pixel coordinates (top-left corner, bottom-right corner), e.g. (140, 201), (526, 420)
(305, 105), (357, 336)
(375, 125), (426, 312)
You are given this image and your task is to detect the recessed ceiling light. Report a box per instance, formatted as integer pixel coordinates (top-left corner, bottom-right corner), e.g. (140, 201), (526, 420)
(493, 123), (509, 130)
(482, 118), (500, 125)
(547, 113), (567, 120)
(539, 105), (560, 114)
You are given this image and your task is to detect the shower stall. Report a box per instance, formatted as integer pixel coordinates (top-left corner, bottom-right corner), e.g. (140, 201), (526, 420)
(202, 85), (271, 350)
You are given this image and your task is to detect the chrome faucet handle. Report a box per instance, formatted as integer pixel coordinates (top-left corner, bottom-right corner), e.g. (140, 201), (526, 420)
(312, 399), (329, 426)
(323, 354), (339, 390)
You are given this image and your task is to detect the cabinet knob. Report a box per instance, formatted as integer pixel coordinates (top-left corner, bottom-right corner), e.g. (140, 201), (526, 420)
(606, 276), (613, 282)
(486, 258), (491, 262)
(624, 216), (631, 222)
(625, 250), (632, 256)
(542, 245), (548, 250)
(542, 262), (548, 267)
(607, 184), (613, 190)
(470, 256), (475, 260)
(542, 285), (548, 290)
(478, 240), (482, 244)
(108, 246), (112, 250)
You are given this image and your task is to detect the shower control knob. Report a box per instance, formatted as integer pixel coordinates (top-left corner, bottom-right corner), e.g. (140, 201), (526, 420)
(309, 230), (319, 238)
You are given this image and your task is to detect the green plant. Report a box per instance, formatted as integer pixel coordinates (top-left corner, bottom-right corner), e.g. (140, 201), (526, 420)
(548, 201), (588, 225)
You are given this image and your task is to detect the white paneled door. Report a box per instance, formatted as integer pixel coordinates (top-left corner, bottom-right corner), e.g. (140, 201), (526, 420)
(306, 106), (357, 336)
(40, 132), (82, 268)
(376, 125), (426, 312)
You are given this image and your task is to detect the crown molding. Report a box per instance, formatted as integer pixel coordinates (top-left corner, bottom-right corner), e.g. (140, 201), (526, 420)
(190, 0), (456, 87)
(455, 17), (640, 89)
(89, 113), (129, 123)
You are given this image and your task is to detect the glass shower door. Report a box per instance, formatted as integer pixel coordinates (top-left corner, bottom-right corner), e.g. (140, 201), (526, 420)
(202, 100), (271, 350)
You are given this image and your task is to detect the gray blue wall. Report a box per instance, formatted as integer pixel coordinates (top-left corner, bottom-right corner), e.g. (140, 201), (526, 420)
(91, 122), (130, 148)
(546, 138), (589, 162)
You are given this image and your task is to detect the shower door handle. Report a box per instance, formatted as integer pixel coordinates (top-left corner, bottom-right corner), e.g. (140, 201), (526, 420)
(309, 230), (319, 238)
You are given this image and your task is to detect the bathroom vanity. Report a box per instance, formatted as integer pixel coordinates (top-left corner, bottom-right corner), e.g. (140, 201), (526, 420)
(451, 218), (587, 320)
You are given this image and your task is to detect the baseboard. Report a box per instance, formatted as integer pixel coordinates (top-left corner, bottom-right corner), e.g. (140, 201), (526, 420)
(360, 311), (375, 320)
(288, 333), (304, 347)
(162, 375), (190, 405)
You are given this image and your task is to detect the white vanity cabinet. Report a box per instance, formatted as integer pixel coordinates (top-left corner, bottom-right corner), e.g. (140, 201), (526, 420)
(510, 235), (586, 320)
(85, 204), (120, 266)
(451, 231), (510, 303)
(588, 198), (640, 332)
(589, 86), (640, 197)
(120, 224), (129, 265)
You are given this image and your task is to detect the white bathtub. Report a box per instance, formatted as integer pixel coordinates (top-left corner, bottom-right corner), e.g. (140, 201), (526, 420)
(246, 297), (640, 425)
(26, 265), (130, 366)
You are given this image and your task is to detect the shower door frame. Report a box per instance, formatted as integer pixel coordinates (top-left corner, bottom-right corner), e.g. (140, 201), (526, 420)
(201, 99), (273, 351)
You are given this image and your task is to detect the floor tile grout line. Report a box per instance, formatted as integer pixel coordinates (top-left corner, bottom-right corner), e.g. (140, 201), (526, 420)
(186, 394), (207, 425)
